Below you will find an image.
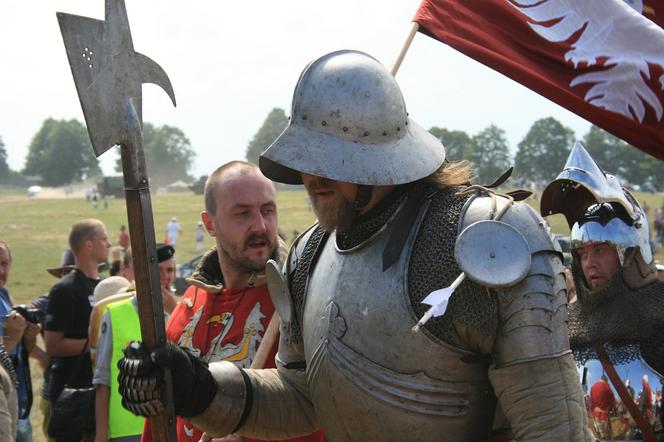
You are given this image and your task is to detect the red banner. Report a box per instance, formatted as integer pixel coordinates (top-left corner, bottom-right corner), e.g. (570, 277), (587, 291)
(414, 0), (664, 161)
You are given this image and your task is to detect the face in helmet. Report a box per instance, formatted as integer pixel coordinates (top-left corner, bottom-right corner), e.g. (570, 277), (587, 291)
(571, 202), (650, 291)
(575, 242), (621, 290)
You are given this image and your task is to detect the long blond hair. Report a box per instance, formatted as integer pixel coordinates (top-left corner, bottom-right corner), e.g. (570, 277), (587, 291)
(423, 160), (475, 188)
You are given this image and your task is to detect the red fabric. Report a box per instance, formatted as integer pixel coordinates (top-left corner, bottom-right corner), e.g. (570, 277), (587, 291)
(643, 1), (664, 29)
(413, 0), (664, 161)
(590, 380), (616, 420)
(142, 284), (325, 442)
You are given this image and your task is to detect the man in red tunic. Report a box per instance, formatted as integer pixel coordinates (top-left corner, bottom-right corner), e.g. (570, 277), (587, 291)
(590, 375), (616, 438)
(142, 161), (324, 442)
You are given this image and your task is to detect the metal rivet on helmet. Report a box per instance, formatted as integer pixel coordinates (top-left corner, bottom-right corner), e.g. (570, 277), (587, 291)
(259, 50), (446, 185)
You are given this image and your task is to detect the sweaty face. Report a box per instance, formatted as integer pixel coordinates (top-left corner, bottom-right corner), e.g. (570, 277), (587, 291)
(159, 258), (176, 289)
(204, 171), (278, 273)
(301, 173), (357, 233)
(0, 248), (10, 289)
(576, 242), (621, 290)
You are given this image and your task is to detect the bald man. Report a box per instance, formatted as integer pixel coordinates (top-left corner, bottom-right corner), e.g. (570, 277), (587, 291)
(142, 161), (324, 442)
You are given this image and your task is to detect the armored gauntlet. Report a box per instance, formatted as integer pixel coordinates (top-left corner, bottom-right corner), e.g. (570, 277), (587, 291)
(117, 341), (217, 418)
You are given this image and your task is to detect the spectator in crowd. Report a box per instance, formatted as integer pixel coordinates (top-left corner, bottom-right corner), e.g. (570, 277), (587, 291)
(46, 251), (75, 279)
(88, 276), (131, 367)
(590, 375), (616, 439)
(89, 248), (136, 367)
(654, 204), (664, 244)
(142, 161), (324, 442)
(44, 219), (110, 441)
(194, 220), (205, 253)
(0, 241), (41, 442)
(625, 379), (635, 400)
(640, 375), (653, 419)
(29, 252), (82, 442)
(165, 217), (181, 245)
(108, 246), (125, 277)
(117, 225), (129, 251)
(93, 244), (176, 442)
(118, 248), (134, 282)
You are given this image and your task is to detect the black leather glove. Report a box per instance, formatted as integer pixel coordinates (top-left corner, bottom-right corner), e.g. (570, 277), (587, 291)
(118, 341), (218, 418)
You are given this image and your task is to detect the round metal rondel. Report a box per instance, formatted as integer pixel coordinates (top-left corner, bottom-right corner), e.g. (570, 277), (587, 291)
(455, 220), (531, 288)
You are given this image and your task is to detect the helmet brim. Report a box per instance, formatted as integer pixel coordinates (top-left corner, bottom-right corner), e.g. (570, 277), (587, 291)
(259, 117), (445, 186)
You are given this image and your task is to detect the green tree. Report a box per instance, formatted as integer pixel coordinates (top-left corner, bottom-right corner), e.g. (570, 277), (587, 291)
(470, 125), (511, 183)
(115, 123), (196, 188)
(0, 135), (9, 178)
(23, 119), (101, 186)
(246, 108), (288, 165)
(428, 127), (475, 161)
(514, 117), (575, 181)
(582, 125), (664, 190)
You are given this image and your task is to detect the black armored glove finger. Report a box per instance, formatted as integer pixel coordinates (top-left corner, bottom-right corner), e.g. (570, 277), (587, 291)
(118, 341), (164, 417)
(151, 341), (218, 418)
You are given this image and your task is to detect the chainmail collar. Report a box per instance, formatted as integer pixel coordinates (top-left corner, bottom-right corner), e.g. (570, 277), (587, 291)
(569, 264), (664, 369)
(336, 183), (414, 251)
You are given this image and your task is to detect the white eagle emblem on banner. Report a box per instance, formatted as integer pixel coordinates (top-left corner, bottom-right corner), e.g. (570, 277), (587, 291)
(508, 0), (664, 122)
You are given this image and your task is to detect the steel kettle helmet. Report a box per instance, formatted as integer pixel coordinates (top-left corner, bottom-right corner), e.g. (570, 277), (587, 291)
(259, 50), (445, 185)
(541, 142), (652, 265)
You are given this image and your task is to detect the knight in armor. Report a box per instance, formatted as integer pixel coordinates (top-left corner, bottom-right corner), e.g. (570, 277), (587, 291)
(117, 50), (591, 441)
(541, 142), (664, 441)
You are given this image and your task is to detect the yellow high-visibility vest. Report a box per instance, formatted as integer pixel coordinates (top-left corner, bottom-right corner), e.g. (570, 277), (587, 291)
(107, 297), (145, 438)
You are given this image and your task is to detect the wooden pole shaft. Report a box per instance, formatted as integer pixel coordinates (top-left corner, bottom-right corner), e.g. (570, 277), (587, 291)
(121, 101), (177, 442)
(390, 22), (420, 76)
(250, 314), (281, 370)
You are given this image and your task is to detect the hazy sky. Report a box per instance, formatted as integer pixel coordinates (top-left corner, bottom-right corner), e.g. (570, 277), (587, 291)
(0, 0), (591, 179)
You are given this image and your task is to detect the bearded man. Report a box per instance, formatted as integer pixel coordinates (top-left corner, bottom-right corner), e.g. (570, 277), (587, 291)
(118, 50), (590, 441)
(142, 161), (324, 442)
(541, 142), (664, 440)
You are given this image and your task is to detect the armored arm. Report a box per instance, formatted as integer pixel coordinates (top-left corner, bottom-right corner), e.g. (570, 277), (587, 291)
(460, 195), (592, 441)
(190, 320), (319, 439)
(191, 231), (320, 439)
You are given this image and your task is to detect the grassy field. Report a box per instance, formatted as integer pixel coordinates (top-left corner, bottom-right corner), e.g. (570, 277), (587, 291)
(1, 188), (662, 441)
(0, 191), (317, 304)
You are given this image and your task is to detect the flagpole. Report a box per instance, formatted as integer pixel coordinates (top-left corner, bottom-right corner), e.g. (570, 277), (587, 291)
(390, 22), (420, 76)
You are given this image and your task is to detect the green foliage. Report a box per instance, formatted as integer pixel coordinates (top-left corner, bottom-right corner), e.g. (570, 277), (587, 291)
(0, 135), (28, 186)
(23, 119), (101, 186)
(470, 125), (512, 183)
(246, 108), (288, 165)
(582, 125), (664, 190)
(514, 117), (575, 181)
(0, 135), (8, 177)
(115, 123), (196, 188)
(428, 127), (475, 161)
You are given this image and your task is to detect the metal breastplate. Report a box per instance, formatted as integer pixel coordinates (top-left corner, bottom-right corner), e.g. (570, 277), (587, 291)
(580, 347), (663, 441)
(302, 202), (495, 442)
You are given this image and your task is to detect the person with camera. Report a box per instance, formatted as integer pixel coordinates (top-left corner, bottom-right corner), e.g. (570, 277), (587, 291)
(44, 219), (110, 442)
(0, 240), (41, 442)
